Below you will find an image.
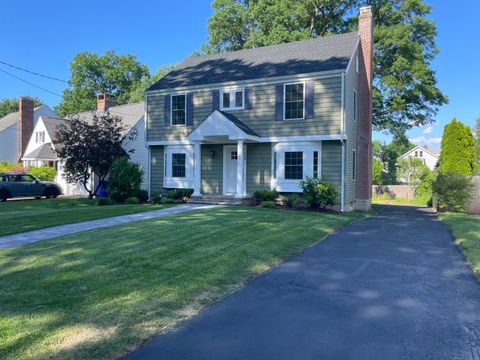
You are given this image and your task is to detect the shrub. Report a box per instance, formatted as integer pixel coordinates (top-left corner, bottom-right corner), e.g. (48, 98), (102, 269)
(300, 177), (338, 209)
(286, 194), (303, 209)
(150, 192), (162, 204)
(108, 157), (143, 203)
(259, 200), (276, 208)
(28, 166), (56, 181)
(125, 197), (140, 204)
(253, 189), (279, 203)
(0, 161), (26, 173)
(167, 189), (193, 203)
(162, 198), (176, 204)
(97, 197), (112, 206)
(433, 175), (474, 212)
(136, 189), (149, 203)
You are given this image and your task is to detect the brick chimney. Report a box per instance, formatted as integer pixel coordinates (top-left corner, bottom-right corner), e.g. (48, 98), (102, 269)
(96, 93), (115, 112)
(18, 97), (34, 161)
(356, 5), (373, 211)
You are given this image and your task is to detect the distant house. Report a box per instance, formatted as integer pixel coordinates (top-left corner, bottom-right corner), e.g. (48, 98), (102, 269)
(0, 97), (57, 163)
(398, 145), (439, 171)
(22, 95), (148, 196)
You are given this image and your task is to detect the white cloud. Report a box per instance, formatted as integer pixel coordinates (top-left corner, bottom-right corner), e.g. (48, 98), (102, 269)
(409, 136), (442, 145)
(422, 126), (434, 134)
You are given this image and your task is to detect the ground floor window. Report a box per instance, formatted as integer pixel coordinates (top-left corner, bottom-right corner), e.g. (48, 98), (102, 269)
(172, 153), (186, 178)
(163, 145), (194, 188)
(284, 151), (303, 180)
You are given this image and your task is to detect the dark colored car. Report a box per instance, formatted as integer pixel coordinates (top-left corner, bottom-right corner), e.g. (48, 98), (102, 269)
(0, 172), (62, 202)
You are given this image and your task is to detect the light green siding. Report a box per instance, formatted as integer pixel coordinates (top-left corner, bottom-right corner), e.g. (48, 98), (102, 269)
(150, 146), (164, 194)
(201, 144), (223, 195)
(321, 141), (342, 194)
(146, 75), (343, 141)
(246, 143), (271, 195)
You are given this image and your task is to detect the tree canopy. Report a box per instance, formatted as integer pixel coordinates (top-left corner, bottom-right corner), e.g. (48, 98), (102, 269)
(0, 97), (43, 118)
(203, 0), (447, 135)
(56, 51), (172, 116)
(438, 118), (478, 176)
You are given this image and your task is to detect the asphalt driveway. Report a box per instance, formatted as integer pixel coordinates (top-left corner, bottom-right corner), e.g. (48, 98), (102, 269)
(123, 205), (480, 360)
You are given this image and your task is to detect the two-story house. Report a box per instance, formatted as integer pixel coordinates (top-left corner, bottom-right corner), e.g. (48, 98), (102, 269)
(398, 145), (440, 171)
(145, 6), (373, 211)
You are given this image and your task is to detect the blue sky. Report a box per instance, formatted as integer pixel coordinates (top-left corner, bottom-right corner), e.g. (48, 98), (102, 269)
(1, 0), (478, 146)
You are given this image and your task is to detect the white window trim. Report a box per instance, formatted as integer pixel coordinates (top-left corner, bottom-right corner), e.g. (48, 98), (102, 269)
(352, 149), (357, 180)
(163, 145), (194, 189)
(283, 82), (305, 121)
(219, 87), (245, 111)
(355, 54), (359, 74)
(170, 93), (187, 126)
(353, 89), (358, 122)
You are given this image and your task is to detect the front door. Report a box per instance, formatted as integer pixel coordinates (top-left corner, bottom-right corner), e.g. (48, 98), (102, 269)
(225, 147), (238, 194)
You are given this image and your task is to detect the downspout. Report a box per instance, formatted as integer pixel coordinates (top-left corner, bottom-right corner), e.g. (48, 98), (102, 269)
(340, 72), (346, 212)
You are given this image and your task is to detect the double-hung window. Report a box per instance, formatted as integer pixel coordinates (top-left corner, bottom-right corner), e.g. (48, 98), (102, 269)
(172, 153), (186, 178)
(284, 83), (304, 120)
(171, 94), (186, 125)
(220, 88), (244, 110)
(35, 131), (45, 143)
(284, 151), (303, 180)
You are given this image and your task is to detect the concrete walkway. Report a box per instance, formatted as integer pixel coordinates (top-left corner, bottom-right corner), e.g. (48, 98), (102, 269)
(0, 204), (220, 249)
(123, 206), (480, 360)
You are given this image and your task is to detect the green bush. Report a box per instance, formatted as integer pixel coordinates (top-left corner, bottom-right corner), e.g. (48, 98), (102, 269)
(286, 194), (303, 209)
(136, 189), (149, 203)
(300, 177), (338, 209)
(162, 198), (176, 204)
(97, 197), (112, 206)
(108, 157), (143, 203)
(253, 189), (279, 203)
(0, 161), (25, 173)
(259, 200), (276, 208)
(28, 166), (56, 181)
(433, 175), (474, 212)
(125, 197), (140, 204)
(167, 189), (193, 203)
(150, 192), (162, 204)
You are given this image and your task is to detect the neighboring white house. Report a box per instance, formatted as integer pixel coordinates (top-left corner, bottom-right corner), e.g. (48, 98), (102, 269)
(398, 145), (440, 170)
(0, 97), (57, 163)
(22, 95), (148, 195)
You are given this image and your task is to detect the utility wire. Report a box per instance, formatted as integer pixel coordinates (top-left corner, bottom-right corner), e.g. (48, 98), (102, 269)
(0, 68), (62, 97)
(0, 60), (67, 83)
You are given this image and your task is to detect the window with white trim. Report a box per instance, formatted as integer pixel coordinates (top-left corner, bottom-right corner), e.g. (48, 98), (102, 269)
(284, 83), (304, 120)
(285, 151), (303, 180)
(220, 88), (244, 110)
(352, 149), (357, 180)
(35, 131), (45, 143)
(273, 152), (277, 179)
(172, 153), (186, 178)
(313, 151), (318, 178)
(356, 54), (359, 74)
(353, 90), (358, 122)
(171, 94), (186, 125)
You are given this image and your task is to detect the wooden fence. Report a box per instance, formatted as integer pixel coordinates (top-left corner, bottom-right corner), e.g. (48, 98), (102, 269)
(372, 185), (415, 200)
(465, 176), (480, 215)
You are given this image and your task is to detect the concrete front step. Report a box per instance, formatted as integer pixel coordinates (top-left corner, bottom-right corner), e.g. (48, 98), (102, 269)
(190, 196), (253, 205)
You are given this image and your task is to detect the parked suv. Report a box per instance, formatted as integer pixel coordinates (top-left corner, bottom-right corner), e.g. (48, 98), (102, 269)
(0, 173), (62, 202)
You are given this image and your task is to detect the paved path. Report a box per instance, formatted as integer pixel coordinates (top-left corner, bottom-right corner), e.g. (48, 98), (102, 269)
(123, 206), (480, 360)
(0, 204), (220, 249)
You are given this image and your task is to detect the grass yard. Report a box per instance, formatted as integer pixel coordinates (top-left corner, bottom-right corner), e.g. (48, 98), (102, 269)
(438, 212), (480, 279)
(372, 193), (431, 207)
(0, 207), (373, 360)
(0, 198), (169, 237)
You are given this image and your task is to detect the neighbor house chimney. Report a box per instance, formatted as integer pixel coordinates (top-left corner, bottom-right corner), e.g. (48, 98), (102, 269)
(356, 5), (374, 211)
(18, 97), (34, 161)
(96, 93), (115, 112)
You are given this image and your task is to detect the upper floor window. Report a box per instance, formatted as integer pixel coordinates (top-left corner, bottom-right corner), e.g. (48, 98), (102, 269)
(284, 83), (304, 120)
(35, 131), (45, 143)
(220, 88), (244, 110)
(356, 54), (359, 74)
(353, 90), (358, 122)
(171, 94), (186, 125)
(419, 151), (423, 157)
(285, 151), (303, 180)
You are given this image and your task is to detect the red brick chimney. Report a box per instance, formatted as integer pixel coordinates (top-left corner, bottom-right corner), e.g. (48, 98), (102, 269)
(18, 97), (34, 161)
(356, 5), (373, 211)
(96, 93), (115, 112)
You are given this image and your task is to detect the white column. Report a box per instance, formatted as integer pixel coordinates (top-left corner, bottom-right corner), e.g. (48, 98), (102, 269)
(192, 142), (202, 197)
(235, 139), (246, 198)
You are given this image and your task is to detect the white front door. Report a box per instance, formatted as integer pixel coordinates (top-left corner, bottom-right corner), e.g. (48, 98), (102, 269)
(225, 147), (238, 194)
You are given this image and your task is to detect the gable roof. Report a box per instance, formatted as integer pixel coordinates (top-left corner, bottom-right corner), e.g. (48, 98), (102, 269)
(398, 145), (440, 160)
(71, 102), (144, 129)
(0, 105), (45, 132)
(148, 32), (359, 91)
(23, 142), (57, 160)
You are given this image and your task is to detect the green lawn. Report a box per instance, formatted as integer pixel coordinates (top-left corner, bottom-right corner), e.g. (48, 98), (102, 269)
(0, 207), (373, 360)
(0, 198), (170, 237)
(372, 194), (431, 207)
(438, 212), (480, 279)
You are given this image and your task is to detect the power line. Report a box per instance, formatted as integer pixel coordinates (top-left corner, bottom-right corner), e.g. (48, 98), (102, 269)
(0, 69), (62, 97)
(0, 60), (67, 83)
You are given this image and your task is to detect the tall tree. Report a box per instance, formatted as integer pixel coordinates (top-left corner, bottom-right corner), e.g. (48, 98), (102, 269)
(372, 135), (415, 184)
(56, 51), (150, 116)
(203, 0), (447, 135)
(56, 113), (136, 198)
(438, 118), (478, 176)
(128, 65), (175, 103)
(474, 118), (480, 168)
(397, 156), (427, 192)
(0, 97), (43, 118)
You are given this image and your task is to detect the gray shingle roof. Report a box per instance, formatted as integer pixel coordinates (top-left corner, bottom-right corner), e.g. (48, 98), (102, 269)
(0, 106), (43, 132)
(71, 102), (144, 130)
(23, 143), (57, 160)
(218, 111), (259, 137)
(148, 32), (358, 91)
